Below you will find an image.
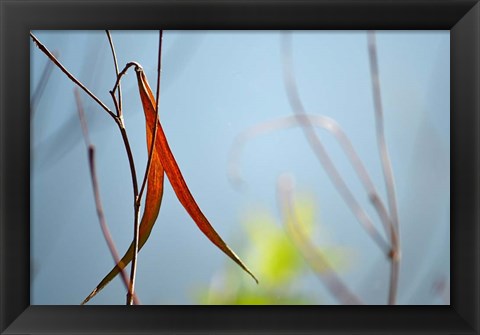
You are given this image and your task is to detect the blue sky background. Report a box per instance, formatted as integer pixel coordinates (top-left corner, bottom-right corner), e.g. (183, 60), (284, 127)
(30, 30), (450, 305)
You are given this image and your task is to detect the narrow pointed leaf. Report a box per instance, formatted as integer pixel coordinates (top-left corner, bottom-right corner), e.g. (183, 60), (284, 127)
(82, 70), (165, 305)
(134, 66), (258, 284)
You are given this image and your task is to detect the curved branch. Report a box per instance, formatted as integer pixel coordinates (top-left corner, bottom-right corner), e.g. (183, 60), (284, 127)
(277, 174), (363, 305)
(367, 30), (400, 305)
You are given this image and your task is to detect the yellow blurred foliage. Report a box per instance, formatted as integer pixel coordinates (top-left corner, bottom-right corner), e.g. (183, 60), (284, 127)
(195, 192), (353, 305)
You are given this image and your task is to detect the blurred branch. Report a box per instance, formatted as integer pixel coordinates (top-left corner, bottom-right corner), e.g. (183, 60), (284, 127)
(228, 114), (392, 241)
(367, 30), (400, 305)
(277, 174), (363, 305)
(74, 89), (140, 305)
(279, 33), (390, 254)
(277, 32), (401, 304)
(30, 50), (58, 117)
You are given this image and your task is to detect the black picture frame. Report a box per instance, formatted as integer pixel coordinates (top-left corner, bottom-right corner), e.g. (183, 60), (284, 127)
(1, 0), (478, 334)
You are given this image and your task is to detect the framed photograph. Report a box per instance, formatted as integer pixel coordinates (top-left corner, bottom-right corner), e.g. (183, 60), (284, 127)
(1, 0), (478, 334)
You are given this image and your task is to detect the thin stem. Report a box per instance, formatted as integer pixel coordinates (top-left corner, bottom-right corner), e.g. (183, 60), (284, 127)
(367, 30), (400, 305)
(112, 61), (141, 99)
(154, 31), (163, 117)
(277, 174), (363, 305)
(280, 33), (389, 254)
(109, 90), (121, 116)
(388, 232), (400, 305)
(127, 31), (163, 305)
(126, 201), (141, 305)
(106, 30), (123, 117)
(139, 30), (163, 201)
(118, 118), (140, 305)
(102, 40), (142, 300)
(116, 124), (140, 200)
(102, 36), (142, 305)
(74, 89), (140, 305)
(30, 32), (117, 121)
(110, 89), (139, 304)
(101, 39), (140, 204)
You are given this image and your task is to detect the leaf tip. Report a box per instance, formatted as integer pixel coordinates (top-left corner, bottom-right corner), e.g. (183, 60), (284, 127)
(238, 260), (259, 284)
(81, 288), (98, 305)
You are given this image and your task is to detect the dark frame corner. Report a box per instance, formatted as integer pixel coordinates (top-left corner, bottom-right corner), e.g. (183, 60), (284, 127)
(1, 1), (478, 334)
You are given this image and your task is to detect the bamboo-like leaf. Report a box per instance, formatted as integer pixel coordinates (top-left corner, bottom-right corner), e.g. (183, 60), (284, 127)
(81, 70), (165, 305)
(83, 63), (256, 304)
(133, 66), (258, 284)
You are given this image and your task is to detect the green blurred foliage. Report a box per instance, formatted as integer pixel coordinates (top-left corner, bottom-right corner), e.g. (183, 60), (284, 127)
(194, 193), (353, 305)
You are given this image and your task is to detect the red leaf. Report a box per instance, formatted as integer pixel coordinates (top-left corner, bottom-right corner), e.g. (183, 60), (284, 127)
(134, 66), (257, 284)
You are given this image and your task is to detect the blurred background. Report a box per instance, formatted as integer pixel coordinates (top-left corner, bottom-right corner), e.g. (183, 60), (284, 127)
(30, 30), (450, 305)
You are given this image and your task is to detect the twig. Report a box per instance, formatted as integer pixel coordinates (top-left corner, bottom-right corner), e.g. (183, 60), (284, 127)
(103, 30), (143, 305)
(111, 61), (141, 98)
(367, 30), (400, 305)
(127, 30), (164, 305)
(280, 33), (390, 254)
(30, 32), (117, 121)
(74, 89), (140, 305)
(139, 30), (163, 201)
(106, 30), (123, 117)
(277, 174), (363, 305)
